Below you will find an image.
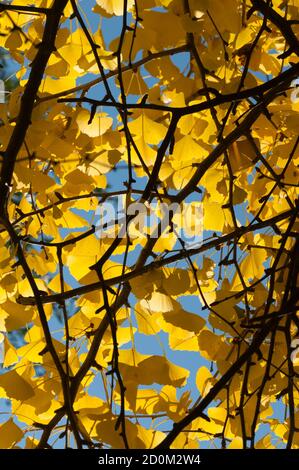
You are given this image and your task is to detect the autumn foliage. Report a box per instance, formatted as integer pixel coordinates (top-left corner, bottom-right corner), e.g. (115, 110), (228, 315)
(0, 0), (298, 450)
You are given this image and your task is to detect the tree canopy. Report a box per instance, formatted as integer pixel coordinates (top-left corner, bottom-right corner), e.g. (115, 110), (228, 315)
(0, 0), (298, 450)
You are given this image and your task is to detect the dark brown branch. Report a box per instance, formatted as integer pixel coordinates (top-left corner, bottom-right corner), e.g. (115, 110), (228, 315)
(0, 4), (49, 14)
(17, 207), (296, 306)
(0, 0), (69, 216)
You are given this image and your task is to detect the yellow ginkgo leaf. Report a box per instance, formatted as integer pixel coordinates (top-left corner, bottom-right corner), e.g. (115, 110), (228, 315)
(198, 329), (230, 361)
(135, 304), (162, 336)
(3, 337), (18, 368)
(128, 115), (166, 145)
(77, 109), (113, 137)
(1, 301), (34, 332)
(162, 308), (205, 334)
(140, 291), (174, 313)
(35, 76), (76, 94)
(171, 135), (208, 170)
(17, 278), (48, 298)
(95, 0), (134, 16)
(196, 366), (215, 397)
(228, 437), (243, 449)
(0, 370), (35, 401)
(0, 419), (23, 449)
(203, 201), (234, 232)
(140, 356), (189, 387)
